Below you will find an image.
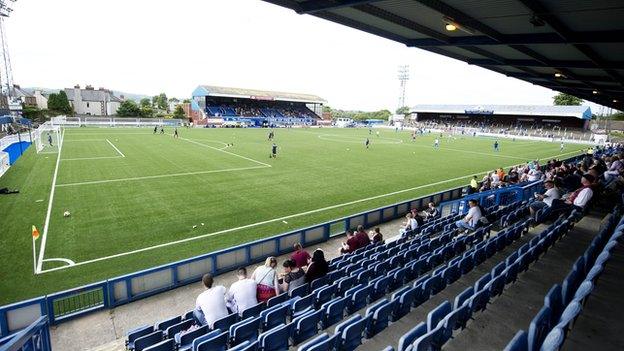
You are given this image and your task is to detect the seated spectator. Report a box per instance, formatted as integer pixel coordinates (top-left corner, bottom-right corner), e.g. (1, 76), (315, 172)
(400, 213), (418, 235)
(355, 225), (371, 248)
(455, 199), (482, 231)
(194, 274), (229, 328)
(305, 249), (328, 283)
(419, 202), (439, 221)
(550, 174), (594, 214)
(251, 257), (280, 303)
(604, 155), (622, 181)
(468, 175), (478, 194)
(291, 243), (311, 268)
(226, 267), (258, 315)
(529, 180), (560, 218)
(340, 229), (359, 254)
(371, 227), (384, 244)
(279, 259), (305, 294)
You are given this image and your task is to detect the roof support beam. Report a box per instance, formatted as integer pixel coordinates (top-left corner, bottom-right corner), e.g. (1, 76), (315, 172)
(517, 0), (624, 87)
(297, 0), (381, 14)
(469, 58), (624, 70)
(506, 72), (620, 84)
(407, 31), (624, 47)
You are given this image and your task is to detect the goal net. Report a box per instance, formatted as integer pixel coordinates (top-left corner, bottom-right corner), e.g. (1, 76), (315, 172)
(33, 123), (62, 154)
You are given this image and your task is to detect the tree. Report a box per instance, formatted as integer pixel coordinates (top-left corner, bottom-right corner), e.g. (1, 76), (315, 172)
(140, 106), (154, 118)
(173, 105), (186, 119)
(47, 91), (73, 115)
(140, 98), (152, 108)
(396, 106), (410, 115)
(553, 93), (583, 106)
(182, 99), (191, 103)
(116, 100), (141, 117)
(152, 93), (168, 111)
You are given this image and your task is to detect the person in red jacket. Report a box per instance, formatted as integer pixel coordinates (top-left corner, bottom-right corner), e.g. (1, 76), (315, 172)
(290, 243), (311, 268)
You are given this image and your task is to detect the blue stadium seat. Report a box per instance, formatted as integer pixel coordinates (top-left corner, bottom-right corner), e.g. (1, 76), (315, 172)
(241, 302), (265, 319)
(450, 303), (471, 330)
(474, 247), (486, 265)
(466, 289), (490, 313)
(290, 284), (309, 299)
(336, 276), (357, 296)
(427, 301), (452, 331)
(390, 267), (408, 291)
(392, 286), (416, 321)
(165, 319), (193, 339)
(356, 268), (373, 284)
(296, 333), (336, 351)
(260, 304), (288, 332)
(370, 276), (391, 301)
(504, 261), (520, 284)
(143, 339), (175, 351)
(334, 314), (366, 351)
(486, 274), (506, 298)
(347, 285), (371, 314)
(459, 255), (474, 275)
(543, 285), (563, 326)
(156, 316), (182, 332)
(474, 273), (492, 292)
(412, 324), (444, 351)
(258, 323), (289, 351)
(194, 330), (228, 351)
(423, 274), (445, 296)
(134, 331), (163, 351)
(366, 299), (395, 338)
(491, 261), (506, 278)
(322, 296), (347, 328)
(555, 302), (582, 338)
(291, 309), (322, 345)
(177, 325), (208, 351)
(503, 330), (528, 351)
(230, 316), (261, 346)
(539, 328), (564, 351)
(527, 306), (552, 351)
(313, 284), (337, 308)
(126, 325), (154, 350)
(442, 263), (460, 285)
(267, 293), (288, 308)
(572, 281), (593, 305)
(397, 322), (427, 351)
(292, 293), (315, 318)
(310, 276), (328, 291)
(228, 340), (258, 351)
(561, 269), (581, 305)
(213, 313), (237, 332)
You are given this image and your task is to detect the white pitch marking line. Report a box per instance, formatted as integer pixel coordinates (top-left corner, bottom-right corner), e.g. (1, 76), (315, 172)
(38, 148), (584, 274)
(106, 139), (125, 158)
(55, 165), (269, 187)
(62, 139), (107, 142)
(42, 257), (76, 266)
(61, 156), (123, 161)
(176, 136), (272, 168)
(37, 128), (65, 274)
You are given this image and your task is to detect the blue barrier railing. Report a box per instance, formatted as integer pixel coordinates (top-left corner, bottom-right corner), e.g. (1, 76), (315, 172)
(0, 154), (581, 339)
(0, 317), (51, 351)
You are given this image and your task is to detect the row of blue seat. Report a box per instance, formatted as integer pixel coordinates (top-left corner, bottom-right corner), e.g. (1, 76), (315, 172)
(505, 209), (623, 351)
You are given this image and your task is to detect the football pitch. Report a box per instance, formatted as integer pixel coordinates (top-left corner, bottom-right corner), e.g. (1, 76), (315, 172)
(0, 127), (586, 304)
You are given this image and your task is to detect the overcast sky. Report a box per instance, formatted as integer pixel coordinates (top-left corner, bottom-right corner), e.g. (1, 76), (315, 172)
(7, 0), (608, 113)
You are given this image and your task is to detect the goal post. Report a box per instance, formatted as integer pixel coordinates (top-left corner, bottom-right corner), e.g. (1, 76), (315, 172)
(33, 123), (62, 154)
(0, 151), (9, 177)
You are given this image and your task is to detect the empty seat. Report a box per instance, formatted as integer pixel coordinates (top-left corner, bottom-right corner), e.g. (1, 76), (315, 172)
(336, 276), (356, 296)
(165, 319), (193, 339)
(310, 276), (328, 291)
(134, 331), (163, 351)
(370, 276), (391, 301)
(314, 284), (337, 308)
(213, 313), (237, 332)
(427, 301), (452, 331)
(366, 299), (396, 338)
(334, 314), (366, 351)
(267, 293), (288, 308)
(474, 273), (491, 292)
(347, 285), (370, 314)
(412, 324), (444, 351)
(527, 306), (552, 351)
(322, 296), (347, 328)
(260, 304), (288, 332)
(241, 302), (265, 319)
(397, 322), (427, 351)
(195, 330), (228, 351)
(290, 284), (309, 299)
(392, 286), (416, 321)
(486, 274), (506, 298)
(230, 316), (261, 346)
(228, 340), (258, 351)
(544, 285), (563, 326)
(156, 316), (182, 332)
(177, 325), (208, 351)
(126, 325), (154, 351)
(466, 289), (490, 313)
(292, 293), (315, 318)
(539, 327), (564, 351)
(258, 323), (289, 351)
(297, 333), (337, 351)
(291, 309), (323, 345)
(143, 339), (175, 351)
(503, 330), (528, 351)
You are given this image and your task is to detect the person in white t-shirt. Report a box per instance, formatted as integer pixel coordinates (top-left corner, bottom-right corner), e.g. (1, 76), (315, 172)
(455, 199), (482, 231)
(194, 274), (229, 328)
(400, 213), (418, 235)
(226, 267), (258, 315)
(529, 180), (560, 218)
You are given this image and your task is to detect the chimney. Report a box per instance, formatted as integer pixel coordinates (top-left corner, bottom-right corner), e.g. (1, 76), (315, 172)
(120, 95), (125, 100)
(74, 84), (81, 89)
(13, 84), (20, 89)
(85, 85), (94, 90)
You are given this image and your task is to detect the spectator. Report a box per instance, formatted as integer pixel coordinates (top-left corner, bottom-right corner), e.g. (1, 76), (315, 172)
(529, 180), (560, 218)
(280, 259), (305, 294)
(400, 213), (418, 235)
(420, 202), (439, 221)
(226, 267), (258, 315)
(305, 249), (328, 283)
(340, 229), (359, 254)
(291, 243), (311, 268)
(455, 199), (482, 231)
(355, 225), (371, 248)
(371, 227), (384, 244)
(251, 257), (280, 302)
(604, 155), (622, 181)
(550, 174), (594, 213)
(469, 175), (479, 193)
(194, 274), (229, 328)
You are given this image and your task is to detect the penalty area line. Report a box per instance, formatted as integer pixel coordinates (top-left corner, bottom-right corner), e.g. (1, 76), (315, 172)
(38, 148), (584, 274)
(106, 139), (126, 158)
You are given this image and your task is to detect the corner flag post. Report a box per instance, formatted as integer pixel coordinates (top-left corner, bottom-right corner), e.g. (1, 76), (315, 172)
(32, 225), (40, 274)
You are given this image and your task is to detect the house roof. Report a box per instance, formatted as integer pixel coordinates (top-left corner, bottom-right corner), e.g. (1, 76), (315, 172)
(411, 104), (592, 119)
(192, 85), (326, 104)
(13, 86), (33, 98)
(264, 0), (624, 110)
(64, 88), (123, 103)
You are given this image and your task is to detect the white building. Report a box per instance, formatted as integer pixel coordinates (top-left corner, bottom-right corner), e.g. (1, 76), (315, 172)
(65, 85), (123, 116)
(33, 90), (48, 110)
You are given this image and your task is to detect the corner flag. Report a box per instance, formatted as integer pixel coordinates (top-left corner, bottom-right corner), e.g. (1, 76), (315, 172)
(32, 225), (40, 240)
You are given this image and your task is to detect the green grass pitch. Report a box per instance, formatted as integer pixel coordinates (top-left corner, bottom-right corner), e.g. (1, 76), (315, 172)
(0, 127), (585, 304)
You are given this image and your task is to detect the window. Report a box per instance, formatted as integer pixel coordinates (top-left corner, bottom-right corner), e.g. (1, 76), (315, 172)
(86, 102), (90, 108)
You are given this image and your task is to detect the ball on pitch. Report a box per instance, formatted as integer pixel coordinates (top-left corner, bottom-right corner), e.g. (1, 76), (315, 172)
(63, 210), (71, 217)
